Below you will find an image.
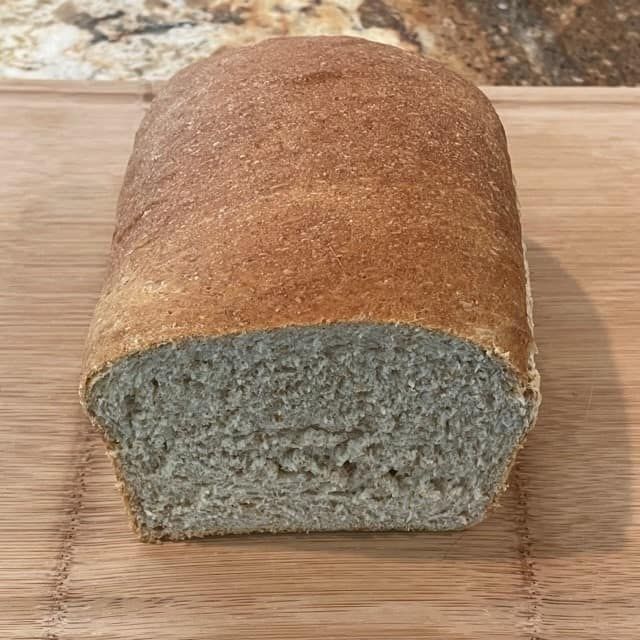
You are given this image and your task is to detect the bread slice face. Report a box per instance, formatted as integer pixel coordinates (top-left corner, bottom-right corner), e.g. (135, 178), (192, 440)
(85, 323), (537, 541)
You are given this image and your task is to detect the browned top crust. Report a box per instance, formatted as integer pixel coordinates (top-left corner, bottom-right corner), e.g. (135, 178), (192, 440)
(81, 36), (533, 393)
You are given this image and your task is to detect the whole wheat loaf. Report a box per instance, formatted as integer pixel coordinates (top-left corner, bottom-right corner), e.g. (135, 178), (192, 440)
(80, 36), (540, 541)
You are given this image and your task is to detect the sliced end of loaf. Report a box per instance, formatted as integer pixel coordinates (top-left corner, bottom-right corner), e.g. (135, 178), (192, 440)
(84, 323), (538, 541)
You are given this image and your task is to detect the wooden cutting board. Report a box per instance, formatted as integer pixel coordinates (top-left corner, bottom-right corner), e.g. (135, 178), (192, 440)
(1, 81), (639, 640)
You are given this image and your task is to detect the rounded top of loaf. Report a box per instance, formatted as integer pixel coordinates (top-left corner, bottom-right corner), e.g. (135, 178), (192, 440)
(81, 36), (534, 392)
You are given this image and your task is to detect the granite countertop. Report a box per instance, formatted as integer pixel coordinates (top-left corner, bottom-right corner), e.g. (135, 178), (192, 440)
(1, 0), (638, 84)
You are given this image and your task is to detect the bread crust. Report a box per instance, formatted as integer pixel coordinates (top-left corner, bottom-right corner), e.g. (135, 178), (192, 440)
(80, 36), (536, 398)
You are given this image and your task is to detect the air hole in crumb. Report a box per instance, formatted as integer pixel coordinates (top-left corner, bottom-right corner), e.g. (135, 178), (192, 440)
(167, 310), (173, 315)
(342, 461), (356, 474)
(274, 461), (294, 477)
(124, 394), (136, 412)
(388, 468), (398, 477)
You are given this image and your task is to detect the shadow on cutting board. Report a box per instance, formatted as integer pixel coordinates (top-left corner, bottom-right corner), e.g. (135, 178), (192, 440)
(176, 238), (630, 561)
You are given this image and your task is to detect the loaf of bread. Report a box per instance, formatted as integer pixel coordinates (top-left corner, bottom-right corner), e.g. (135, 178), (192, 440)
(80, 36), (540, 541)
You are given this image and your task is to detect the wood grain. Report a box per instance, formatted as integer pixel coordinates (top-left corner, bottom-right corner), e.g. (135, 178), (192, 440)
(1, 81), (638, 639)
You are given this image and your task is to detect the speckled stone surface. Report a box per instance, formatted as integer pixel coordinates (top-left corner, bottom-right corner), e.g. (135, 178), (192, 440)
(0, 0), (638, 84)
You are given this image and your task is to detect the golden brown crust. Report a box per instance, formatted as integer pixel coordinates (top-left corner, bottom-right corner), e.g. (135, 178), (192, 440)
(81, 35), (534, 399)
